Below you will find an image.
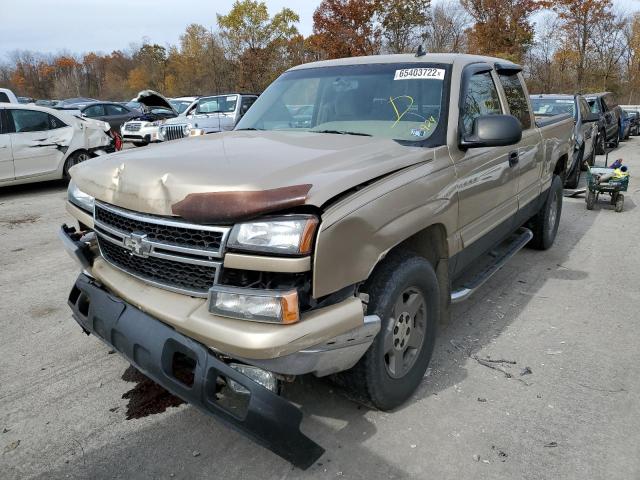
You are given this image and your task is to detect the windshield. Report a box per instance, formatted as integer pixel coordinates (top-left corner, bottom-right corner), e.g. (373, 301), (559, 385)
(236, 63), (448, 143)
(197, 95), (238, 113)
(170, 100), (192, 114)
(531, 98), (575, 117)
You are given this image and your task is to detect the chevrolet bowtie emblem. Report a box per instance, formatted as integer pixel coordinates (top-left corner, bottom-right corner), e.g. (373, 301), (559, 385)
(123, 231), (152, 257)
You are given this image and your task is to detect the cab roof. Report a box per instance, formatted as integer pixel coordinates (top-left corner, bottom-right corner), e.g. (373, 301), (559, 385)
(288, 53), (520, 72)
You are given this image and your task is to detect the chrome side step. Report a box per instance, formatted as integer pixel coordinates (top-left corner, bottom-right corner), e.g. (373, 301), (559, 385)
(451, 227), (533, 303)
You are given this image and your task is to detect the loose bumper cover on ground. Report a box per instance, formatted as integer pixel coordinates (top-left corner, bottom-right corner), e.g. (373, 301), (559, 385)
(68, 273), (325, 469)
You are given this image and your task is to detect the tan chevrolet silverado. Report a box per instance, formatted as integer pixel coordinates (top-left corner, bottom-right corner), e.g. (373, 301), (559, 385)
(60, 53), (573, 467)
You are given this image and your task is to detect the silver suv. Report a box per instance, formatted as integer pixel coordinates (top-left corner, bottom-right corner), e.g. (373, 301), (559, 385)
(160, 93), (258, 141)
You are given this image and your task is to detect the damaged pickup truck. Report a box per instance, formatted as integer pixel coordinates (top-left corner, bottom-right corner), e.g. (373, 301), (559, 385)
(0, 103), (113, 187)
(60, 53), (572, 468)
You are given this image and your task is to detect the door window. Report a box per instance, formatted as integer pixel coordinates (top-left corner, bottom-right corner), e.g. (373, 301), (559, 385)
(0, 92), (10, 103)
(240, 96), (257, 114)
(83, 104), (105, 117)
(461, 72), (502, 135)
(105, 104), (128, 115)
(498, 73), (531, 129)
(48, 114), (67, 129)
(9, 109), (50, 133)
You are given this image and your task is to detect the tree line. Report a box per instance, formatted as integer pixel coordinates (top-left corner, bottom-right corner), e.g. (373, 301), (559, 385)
(1, 0), (639, 103)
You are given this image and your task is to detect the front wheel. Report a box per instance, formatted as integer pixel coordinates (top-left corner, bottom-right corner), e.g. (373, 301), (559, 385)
(337, 252), (438, 411)
(63, 150), (91, 180)
(528, 175), (563, 250)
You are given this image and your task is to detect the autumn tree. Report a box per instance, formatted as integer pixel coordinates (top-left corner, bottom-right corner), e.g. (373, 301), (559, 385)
(312, 0), (381, 58)
(552, 0), (614, 91)
(423, 0), (470, 53)
(128, 43), (168, 93)
(376, 0), (430, 53)
(461, 0), (546, 63)
(217, 0), (300, 91)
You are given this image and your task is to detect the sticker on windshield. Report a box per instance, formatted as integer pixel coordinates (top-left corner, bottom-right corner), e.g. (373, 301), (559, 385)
(394, 68), (445, 81)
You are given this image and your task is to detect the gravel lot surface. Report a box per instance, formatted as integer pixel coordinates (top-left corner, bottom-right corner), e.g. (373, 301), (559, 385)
(1, 139), (639, 479)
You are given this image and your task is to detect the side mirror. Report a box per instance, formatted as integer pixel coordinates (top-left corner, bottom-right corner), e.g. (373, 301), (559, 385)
(460, 115), (522, 149)
(585, 112), (600, 122)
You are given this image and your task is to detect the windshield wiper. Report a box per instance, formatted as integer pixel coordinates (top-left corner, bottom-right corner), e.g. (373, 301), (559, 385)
(311, 129), (372, 137)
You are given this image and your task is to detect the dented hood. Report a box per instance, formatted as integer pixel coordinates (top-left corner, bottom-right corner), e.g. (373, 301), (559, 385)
(133, 90), (178, 115)
(70, 130), (434, 221)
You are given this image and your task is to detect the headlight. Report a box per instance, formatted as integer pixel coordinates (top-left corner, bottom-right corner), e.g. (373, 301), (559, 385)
(208, 286), (299, 324)
(227, 216), (319, 255)
(67, 180), (95, 213)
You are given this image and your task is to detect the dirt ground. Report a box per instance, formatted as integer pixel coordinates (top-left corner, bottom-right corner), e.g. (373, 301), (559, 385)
(1, 139), (639, 479)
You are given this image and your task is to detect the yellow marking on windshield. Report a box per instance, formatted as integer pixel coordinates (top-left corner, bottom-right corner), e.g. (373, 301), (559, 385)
(389, 95), (414, 128)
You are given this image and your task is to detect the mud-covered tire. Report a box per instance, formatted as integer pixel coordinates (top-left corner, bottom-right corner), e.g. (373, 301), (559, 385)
(63, 150), (91, 180)
(595, 130), (606, 155)
(528, 175), (563, 250)
(565, 149), (582, 189)
(581, 147), (594, 171)
(615, 194), (624, 213)
(586, 191), (596, 210)
(336, 252), (438, 411)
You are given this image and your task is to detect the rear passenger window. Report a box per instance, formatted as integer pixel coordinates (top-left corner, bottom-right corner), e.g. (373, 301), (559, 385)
(106, 104), (128, 115)
(0, 92), (9, 103)
(461, 72), (502, 135)
(498, 73), (531, 129)
(48, 114), (67, 129)
(9, 109), (50, 133)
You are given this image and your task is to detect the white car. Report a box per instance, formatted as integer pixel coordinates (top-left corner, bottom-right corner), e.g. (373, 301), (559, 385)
(0, 88), (19, 104)
(0, 103), (112, 187)
(120, 90), (179, 147)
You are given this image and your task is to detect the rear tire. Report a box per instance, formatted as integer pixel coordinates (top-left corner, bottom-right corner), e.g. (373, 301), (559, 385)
(596, 130), (606, 154)
(615, 194), (624, 213)
(528, 175), (562, 250)
(337, 252), (438, 411)
(565, 149), (582, 189)
(586, 191), (596, 210)
(63, 150), (91, 180)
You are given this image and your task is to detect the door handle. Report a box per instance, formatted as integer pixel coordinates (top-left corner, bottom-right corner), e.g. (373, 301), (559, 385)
(508, 151), (519, 167)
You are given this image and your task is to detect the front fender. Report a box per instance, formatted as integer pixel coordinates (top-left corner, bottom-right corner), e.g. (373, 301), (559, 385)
(312, 153), (458, 298)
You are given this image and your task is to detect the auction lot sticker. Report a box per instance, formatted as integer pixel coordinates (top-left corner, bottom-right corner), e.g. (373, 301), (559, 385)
(394, 68), (446, 80)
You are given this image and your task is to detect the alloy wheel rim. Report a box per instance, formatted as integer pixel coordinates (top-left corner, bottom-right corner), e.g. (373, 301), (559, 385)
(383, 287), (427, 379)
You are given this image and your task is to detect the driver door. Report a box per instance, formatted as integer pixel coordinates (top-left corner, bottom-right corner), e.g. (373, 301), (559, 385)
(454, 67), (519, 259)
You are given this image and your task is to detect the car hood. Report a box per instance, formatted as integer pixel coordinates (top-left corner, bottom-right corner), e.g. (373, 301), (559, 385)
(133, 90), (178, 115)
(70, 130), (435, 221)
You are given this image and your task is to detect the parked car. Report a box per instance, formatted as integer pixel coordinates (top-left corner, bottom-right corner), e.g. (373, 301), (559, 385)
(585, 92), (622, 153)
(531, 94), (599, 186)
(120, 90), (179, 146)
(80, 102), (138, 131)
(35, 99), (60, 108)
(169, 96), (199, 114)
(55, 97), (99, 109)
(619, 109), (631, 140)
(0, 104), (112, 187)
(159, 93), (258, 141)
(624, 109), (639, 136)
(62, 53), (573, 468)
(0, 88), (19, 104)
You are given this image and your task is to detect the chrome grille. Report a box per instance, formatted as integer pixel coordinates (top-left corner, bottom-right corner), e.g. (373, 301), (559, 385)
(161, 124), (186, 141)
(93, 201), (230, 296)
(124, 122), (142, 132)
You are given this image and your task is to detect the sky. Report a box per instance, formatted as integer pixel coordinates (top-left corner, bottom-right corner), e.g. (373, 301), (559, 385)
(1, 0), (639, 60)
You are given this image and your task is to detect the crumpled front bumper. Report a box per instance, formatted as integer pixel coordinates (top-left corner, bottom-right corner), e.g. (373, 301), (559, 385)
(68, 273), (324, 469)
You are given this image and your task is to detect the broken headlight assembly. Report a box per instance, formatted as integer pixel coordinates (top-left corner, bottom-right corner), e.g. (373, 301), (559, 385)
(67, 180), (95, 213)
(227, 215), (318, 256)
